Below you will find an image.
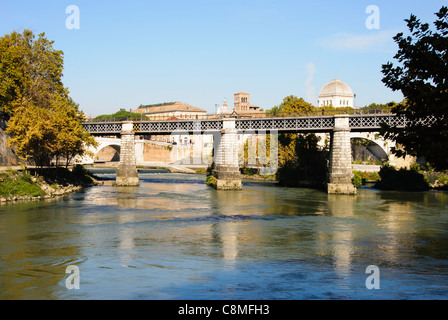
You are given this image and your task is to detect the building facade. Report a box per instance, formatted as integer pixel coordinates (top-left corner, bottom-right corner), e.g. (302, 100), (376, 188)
(318, 79), (355, 108)
(233, 92), (263, 114)
(132, 102), (207, 120)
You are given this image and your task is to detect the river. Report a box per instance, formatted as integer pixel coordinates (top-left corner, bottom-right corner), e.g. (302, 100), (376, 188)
(1, 171), (448, 300)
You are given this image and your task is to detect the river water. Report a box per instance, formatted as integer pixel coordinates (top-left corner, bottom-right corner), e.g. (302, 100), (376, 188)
(1, 171), (448, 300)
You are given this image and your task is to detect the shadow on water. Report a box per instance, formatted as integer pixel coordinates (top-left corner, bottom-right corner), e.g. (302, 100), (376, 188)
(2, 172), (448, 299)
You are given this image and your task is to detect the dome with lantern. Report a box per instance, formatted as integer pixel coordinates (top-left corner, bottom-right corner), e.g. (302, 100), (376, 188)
(318, 79), (355, 108)
(217, 98), (232, 115)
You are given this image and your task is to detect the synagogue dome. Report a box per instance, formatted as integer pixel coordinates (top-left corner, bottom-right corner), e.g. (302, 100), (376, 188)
(319, 79), (353, 97)
(318, 79), (355, 108)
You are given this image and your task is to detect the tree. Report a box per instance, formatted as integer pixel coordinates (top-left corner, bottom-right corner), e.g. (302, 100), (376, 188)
(381, 6), (448, 170)
(278, 95), (316, 115)
(94, 110), (149, 121)
(266, 96), (317, 117)
(6, 103), (56, 166)
(361, 102), (398, 112)
(267, 96), (328, 187)
(6, 94), (97, 167)
(1, 30), (97, 167)
(52, 96), (97, 167)
(0, 30), (65, 117)
(270, 96), (319, 164)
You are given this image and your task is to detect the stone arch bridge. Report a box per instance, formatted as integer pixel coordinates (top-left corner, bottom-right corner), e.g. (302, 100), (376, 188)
(82, 114), (426, 194)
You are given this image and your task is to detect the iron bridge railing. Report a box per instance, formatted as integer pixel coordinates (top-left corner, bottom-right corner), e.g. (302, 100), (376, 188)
(82, 113), (436, 135)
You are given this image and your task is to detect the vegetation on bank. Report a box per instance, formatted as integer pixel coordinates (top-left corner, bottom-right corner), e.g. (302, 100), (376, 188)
(240, 167), (277, 181)
(205, 174), (217, 187)
(352, 163), (448, 191)
(0, 30), (97, 167)
(267, 96), (329, 189)
(0, 169), (45, 198)
(93, 110), (149, 122)
(374, 164), (430, 191)
(0, 165), (98, 202)
(351, 171), (381, 188)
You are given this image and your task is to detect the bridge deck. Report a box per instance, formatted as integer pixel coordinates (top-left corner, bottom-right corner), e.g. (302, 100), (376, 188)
(83, 114), (418, 135)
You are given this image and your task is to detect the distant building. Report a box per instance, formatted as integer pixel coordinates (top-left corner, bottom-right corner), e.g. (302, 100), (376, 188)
(233, 92), (263, 114)
(216, 98), (232, 116)
(132, 102), (207, 119)
(318, 79), (355, 108)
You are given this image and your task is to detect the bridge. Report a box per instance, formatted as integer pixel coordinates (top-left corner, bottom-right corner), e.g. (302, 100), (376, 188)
(83, 114), (408, 135)
(82, 113), (432, 194)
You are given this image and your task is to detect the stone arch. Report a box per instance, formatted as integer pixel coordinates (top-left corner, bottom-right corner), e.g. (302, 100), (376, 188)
(78, 137), (123, 164)
(350, 132), (392, 163)
(95, 144), (121, 162)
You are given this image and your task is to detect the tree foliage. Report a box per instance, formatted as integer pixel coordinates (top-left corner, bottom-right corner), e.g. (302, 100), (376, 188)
(0, 30), (97, 167)
(267, 96), (316, 117)
(6, 94), (97, 167)
(361, 102), (398, 111)
(381, 6), (448, 169)
(267, 96), (328, 187)
(0, 30), (65, 116)
(94, 110), (149, 121)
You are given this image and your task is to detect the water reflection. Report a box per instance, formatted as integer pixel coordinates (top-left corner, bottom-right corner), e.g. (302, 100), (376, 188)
(211, 222), (239, 267)
(0, 174), (448, 299)
(327, 195), (355, 281)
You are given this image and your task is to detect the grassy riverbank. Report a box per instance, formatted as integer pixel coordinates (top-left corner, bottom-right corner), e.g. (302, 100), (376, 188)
(353, 164), (448, 191)
(0, 165), (99, 203)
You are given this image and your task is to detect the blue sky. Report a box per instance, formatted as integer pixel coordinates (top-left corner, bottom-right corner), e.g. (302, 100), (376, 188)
(1, 0), (446, 116)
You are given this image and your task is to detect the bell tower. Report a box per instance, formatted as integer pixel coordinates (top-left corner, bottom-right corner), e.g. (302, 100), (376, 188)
(234, 92), (250, 112)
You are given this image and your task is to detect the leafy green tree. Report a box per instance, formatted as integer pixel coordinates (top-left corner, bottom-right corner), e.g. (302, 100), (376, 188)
(94, 110), (149, 121)
(7, 94), (97, 167)
(1, 30), (97, 167)
(278, 95), (316, 115)
(6, 103), (56, 166)
(317, 104), (355, 115)
(381, 6), (448, 170)
(270, 96), (319, 164)
(361, 102), (398, 113)
(266, 96), (317, 117)
(266, 105), (282, 117)
(267, 96), (328, 187)
(0, 30), (65, 117)
(52, 96), (97, 167)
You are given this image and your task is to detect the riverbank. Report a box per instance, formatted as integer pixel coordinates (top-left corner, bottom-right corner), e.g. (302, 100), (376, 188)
(0, 165), (100, 204)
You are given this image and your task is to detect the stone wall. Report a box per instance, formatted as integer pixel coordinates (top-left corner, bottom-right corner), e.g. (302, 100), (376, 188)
(0, 121), (21, 166)
(143, 143), (172, 162)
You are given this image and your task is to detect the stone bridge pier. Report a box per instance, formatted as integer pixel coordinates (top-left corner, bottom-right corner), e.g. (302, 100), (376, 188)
(116, 121), (139, 186)
(211, 118), (242, 190)
(327, 115), (357, 195)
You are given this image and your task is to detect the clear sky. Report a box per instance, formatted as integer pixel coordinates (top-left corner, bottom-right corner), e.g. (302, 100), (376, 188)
(1, 0), (446, 116)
